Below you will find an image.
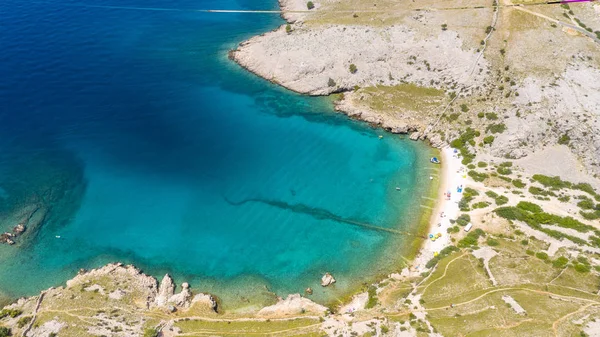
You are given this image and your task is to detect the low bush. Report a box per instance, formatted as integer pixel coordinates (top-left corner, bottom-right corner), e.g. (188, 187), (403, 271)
(456, 214), (471, 226)
(552, 256), (569, 268)
(307, 1), (315, 9)
(468, 170), (488, 182)
(425, 245), (460, 269)
(531, 174), (571, 189)
(365, 285), (378, 309)
(497, 166), (512, 175)
(0, 309), (22, 319)
(574, 263), (591, 273)
(535, 252), (548, 260)
(577, 199), (595, 210)
(0, 327), (11, 337)
(472, 201), (490, 209)
(485, 191), (498, 198)
(483, 135), (495, 145)
(486, 123), (507, 134)
(512, 179), (526, 188)
(495, 195), (508, 205)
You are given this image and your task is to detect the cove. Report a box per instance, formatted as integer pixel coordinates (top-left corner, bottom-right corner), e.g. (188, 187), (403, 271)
(0, 0), (434, 306)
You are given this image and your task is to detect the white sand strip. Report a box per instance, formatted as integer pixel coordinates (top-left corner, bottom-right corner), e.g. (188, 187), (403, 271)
(410, 146), (466, 274)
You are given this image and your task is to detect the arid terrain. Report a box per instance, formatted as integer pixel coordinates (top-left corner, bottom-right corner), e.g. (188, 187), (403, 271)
(2, 0), (600, 336)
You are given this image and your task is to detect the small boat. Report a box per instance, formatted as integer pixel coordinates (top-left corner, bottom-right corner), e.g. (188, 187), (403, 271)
(430, 157), (441, 164)
(378, 135), (383, 139)
(55, 235), (61, 239)
(395, 187), (401, 191)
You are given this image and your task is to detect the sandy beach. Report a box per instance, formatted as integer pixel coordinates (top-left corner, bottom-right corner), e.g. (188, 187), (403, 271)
(410, 146), (465, 273)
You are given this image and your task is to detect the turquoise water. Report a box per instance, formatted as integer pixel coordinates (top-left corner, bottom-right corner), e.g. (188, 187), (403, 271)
(0, 0), (432, 305)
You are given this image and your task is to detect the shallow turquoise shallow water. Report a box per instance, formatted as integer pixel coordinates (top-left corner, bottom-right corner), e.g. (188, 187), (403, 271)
(0, 0), (432, 304)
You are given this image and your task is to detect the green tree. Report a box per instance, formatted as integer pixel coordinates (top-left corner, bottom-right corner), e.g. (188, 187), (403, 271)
(349, 64), (357, 74)
(285, 24), (292, 34)
(307, 1), (314, 9)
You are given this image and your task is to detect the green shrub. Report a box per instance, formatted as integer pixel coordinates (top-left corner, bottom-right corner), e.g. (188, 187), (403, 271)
(425, 245), (459, 268)
(525, 249), (534, 256)
(17, 316), (32, 328)
(0, 327), (11, 337)
(485, 112), (498, 120)
(558, 195), (571, 202)
(520, 239), (528, 245)
(468, 170), (488, 182)
(0, 309), (22, 319)
(349, 64), (357, 74)
(574, 263), (591, 273)
(477, 161), (487, 168)
(365, 285), (378, 308)
(552, 256), (569, 268)
(472, 201), (490, 209)
(486, 238), (499, 246)
(497, 166), (511, 175)
(529, 186), (555, 197)
(485, 191), (498, 198)
(486, 123), (507, 134)
(531, 174), (571, 189)
(285, 24), (292, 34)
(456, 214), (471, 226)
(447, 226), (460, 233)
(577, 199), (595, 210)
(535, 252), (548, 260)
(460, 104), (469, 112)
(144, 328), (159, 337)
(573, 183), (599, 200)
(307, 1), (315, 9)
(558, 133), (570, 145)
(517, 201), (543, 213)
(327, 78), (336, 87)
(483, 135), (495, 145)
(512, 179), (525, 188)
(495, 195), (508, 205)
(477, 112), (484, 118)
(580, 210), (600, 220)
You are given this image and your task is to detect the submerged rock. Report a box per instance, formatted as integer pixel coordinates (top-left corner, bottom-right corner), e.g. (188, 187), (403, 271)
(321, 273), (336, 287)
(13, 224), (25, 235)
(305, 287), (313, 295)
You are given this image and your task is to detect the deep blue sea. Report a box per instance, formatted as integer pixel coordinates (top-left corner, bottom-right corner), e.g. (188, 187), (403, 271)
(0, 0), (433, 306)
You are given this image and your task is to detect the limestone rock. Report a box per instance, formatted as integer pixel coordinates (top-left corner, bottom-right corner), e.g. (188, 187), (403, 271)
(257, 294), (327, 317)
(409, 132), (421, 141)
(191, 293), (218, 312)
(321, 273), (336, 287)
(428, 133), (445, 148)
(154, 274), (175, 307)
(167, 282), (192, 308)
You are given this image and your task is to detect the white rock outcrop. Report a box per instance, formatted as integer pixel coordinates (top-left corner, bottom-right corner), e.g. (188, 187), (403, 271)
(154, 274), (175, 307)
(321, 272), (336, 287)
(257, 294), (327, 317)
(191, 293), (218, 312)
